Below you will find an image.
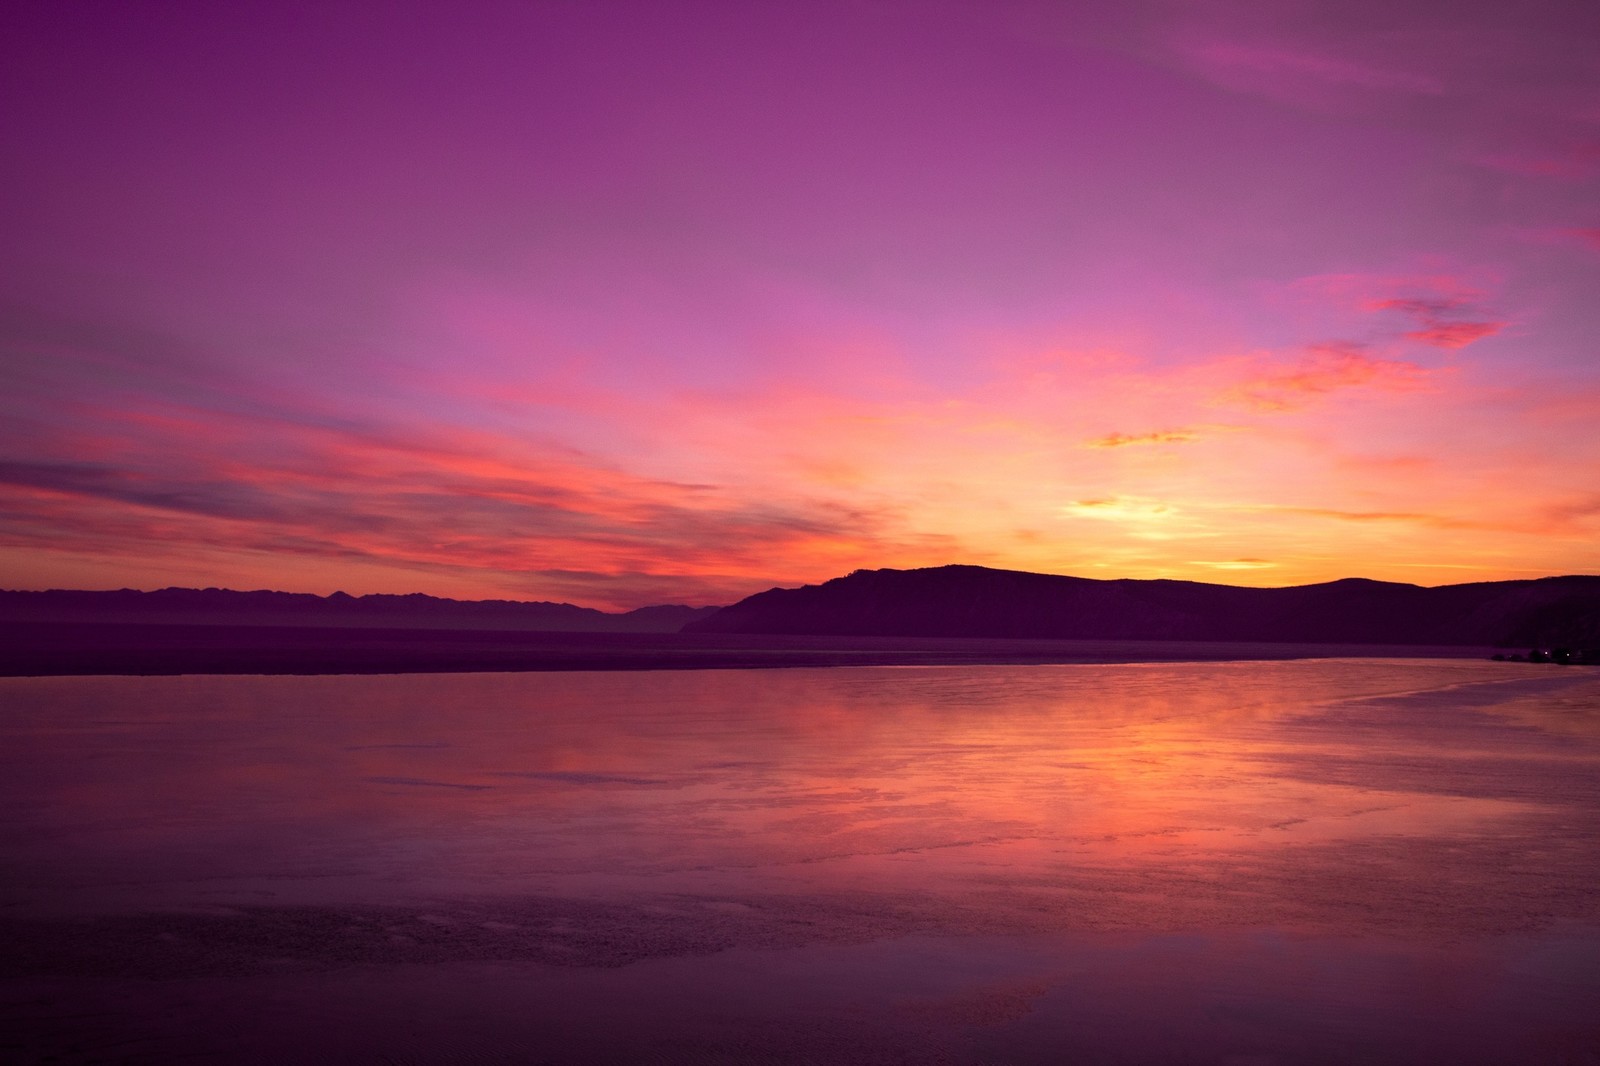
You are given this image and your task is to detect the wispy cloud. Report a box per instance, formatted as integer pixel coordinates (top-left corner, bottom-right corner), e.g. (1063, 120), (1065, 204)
(1560, 228), (1600, 252)
(1180, 40), (1444, 94)
(1220, 344), (1429, 412)
(1401, 321), (1503, 349)
(1062, 496), (1178, 520)
(1057, 496), (1216, 542)
(1475, 144), (1600, 180)
(1086, 429), (1200, 449)
(0, 402), (917, 608)
(1288, 272), (1507, 351)
(1171, 36), (1444, 113)
(1270, 506), (1484, 531)
(1367, 296), (1505, 349)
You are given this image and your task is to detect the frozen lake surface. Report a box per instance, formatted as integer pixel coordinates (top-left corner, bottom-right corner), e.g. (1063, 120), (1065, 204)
(3, 659), (1599, 1063)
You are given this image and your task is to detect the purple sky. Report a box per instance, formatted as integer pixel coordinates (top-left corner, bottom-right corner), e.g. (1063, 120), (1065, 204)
(3, 1), (1598, 608)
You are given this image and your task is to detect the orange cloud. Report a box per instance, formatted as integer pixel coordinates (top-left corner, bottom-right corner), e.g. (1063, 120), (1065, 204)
(0, 400), (931, 608)
(5, 304), (1595, 606)
(1271, 507), (1485, 531)
(1086, 429), (1200, 448)
(1536, 494), (1600, 535)
(1063, 496), (1177, 518)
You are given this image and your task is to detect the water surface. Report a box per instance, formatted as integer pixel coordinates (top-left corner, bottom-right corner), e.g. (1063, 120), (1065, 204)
(3, 660), (1598, 1062)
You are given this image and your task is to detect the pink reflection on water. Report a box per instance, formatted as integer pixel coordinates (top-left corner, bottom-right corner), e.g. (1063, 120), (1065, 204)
(1, 660), (1591, 927)
(3, 660), (1600, 1062)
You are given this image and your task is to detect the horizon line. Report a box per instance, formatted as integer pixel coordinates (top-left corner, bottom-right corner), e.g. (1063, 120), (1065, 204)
(6, 563), (1600, 614)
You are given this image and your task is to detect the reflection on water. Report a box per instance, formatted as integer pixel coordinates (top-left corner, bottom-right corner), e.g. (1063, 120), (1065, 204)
(2, 660), (1599, 1063)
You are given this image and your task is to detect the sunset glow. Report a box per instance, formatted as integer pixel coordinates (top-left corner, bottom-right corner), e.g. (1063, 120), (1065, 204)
(4, 1), (1598, 608)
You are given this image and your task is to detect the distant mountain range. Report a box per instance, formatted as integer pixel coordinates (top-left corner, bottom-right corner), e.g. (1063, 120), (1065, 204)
(686, 565), (1600, 647)
(10, 567), (1600, 647)
(0, 587), (720, 633)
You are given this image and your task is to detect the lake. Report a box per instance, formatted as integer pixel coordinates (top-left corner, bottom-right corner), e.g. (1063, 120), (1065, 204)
(3, 659), (1598, 1063)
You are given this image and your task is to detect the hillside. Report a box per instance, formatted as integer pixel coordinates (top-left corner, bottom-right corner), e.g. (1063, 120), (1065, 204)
(0, 587), (720, 633)
(685, 566), (1600, 647)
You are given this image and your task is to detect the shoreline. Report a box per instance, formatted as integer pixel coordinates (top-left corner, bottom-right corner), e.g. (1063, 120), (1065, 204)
(0, 621), (1514, 676)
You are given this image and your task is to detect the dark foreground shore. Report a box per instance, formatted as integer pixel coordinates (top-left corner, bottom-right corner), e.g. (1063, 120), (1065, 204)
(0, 621), (1508, 675)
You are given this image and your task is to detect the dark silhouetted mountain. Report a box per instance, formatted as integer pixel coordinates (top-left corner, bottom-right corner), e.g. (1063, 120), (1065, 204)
(685, 565), (1600, 647)
(0, 587), (721, 633)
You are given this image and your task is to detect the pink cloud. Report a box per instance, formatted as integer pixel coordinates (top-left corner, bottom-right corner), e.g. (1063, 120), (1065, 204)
(1182, 40), (1443, 94)
(1221, 344), (1430, 412)
(1289, 273), (1507, 350)
(1475, 143), (1600, 180)
(1294, 272), (1489, 310)
(1561, 228), (1600, 251)
(1368, 296), (1477, 318)
(1366, 298), (1506, 349)
(1402, 321), (1504, 349)
(1172, 37), (1444, 113)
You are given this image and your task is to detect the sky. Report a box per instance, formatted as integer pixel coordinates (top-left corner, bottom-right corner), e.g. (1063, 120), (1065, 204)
(3, 0), (1598, 610)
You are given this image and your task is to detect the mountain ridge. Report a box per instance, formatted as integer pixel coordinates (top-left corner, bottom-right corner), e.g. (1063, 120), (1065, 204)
(685, 565), (1600, 647)
(0, 586), (721, 633)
